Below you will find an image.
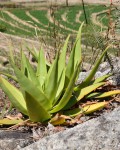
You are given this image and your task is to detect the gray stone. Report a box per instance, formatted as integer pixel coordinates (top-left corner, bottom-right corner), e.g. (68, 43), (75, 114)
(76, 70), (111, 85)
(99, 57), (120, 74)
(22, 107), (120, 150)
(77, 71), (90, 84)
(108, 74), (120, 86)
(0, 130), (33, 150)
(98, 57), (120, 86)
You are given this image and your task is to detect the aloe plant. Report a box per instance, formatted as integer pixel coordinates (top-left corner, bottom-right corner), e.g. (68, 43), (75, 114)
(0, 23), (120, 124)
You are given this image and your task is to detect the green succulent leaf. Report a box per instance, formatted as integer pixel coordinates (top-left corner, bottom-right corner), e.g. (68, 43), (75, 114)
(65, 82), (105, 109)
(65, 23), (84, 86)
(74, 22), (84, 69)
(50, 63), (80, 113)
(86, 90), (120, 99)
(25, 55), (41, 87)
(54, 69), (65, 105)
(1, 23), (117, 124)
(62, 96), (77, 110)
(84, 46), (110, 84)
(27, 46), (51, 68)
(91, 74), (112, 84)
(64, 108), (81, 117)
(21, 50), (28, 75)
(77, 82), (105, 101)
(93, 90), (120, 98)
(0, 72), (17, 82)
(75, 46), (110, 91)
(86, 92), (101, 99)
(0, 76), (28, 115)
(44, 54), (58, 105)
(20, 51), (42, 90)
(54, 35), (71, 99)
(64, 102), (108, 117)
(50, 114), (65, 125)
(54, 36), (70, 100)
(0, 118), (24, 125)
(58, 35), (70, 79)
(65, 45), (75, 86)
(27, 46), (38, 62)
(25, 92), (51, 122)
(36, 48), (47, 87)
(12, 65), (51, 110)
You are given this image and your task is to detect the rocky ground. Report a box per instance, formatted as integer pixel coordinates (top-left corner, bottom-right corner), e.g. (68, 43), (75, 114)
(22, 107), (120, 150)
(0, 105), (119, 150)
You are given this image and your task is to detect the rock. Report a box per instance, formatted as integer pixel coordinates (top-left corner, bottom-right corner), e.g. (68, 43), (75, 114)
(98, 57), (120, 85)
(108, 74), (120, 86)
(76, 70), (111, 85)
(99, 57), (120, 73)
(22, 107), (120, 150)
(77, 71), (90, 84)
(0, 130), (33, 150)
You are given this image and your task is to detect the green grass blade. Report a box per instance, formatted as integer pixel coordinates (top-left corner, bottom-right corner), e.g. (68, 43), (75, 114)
(0, 76), (28, 115)
(25, 92), (51, 122)
(50, 63), (80, 113)
(36, 48), (47, 87)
